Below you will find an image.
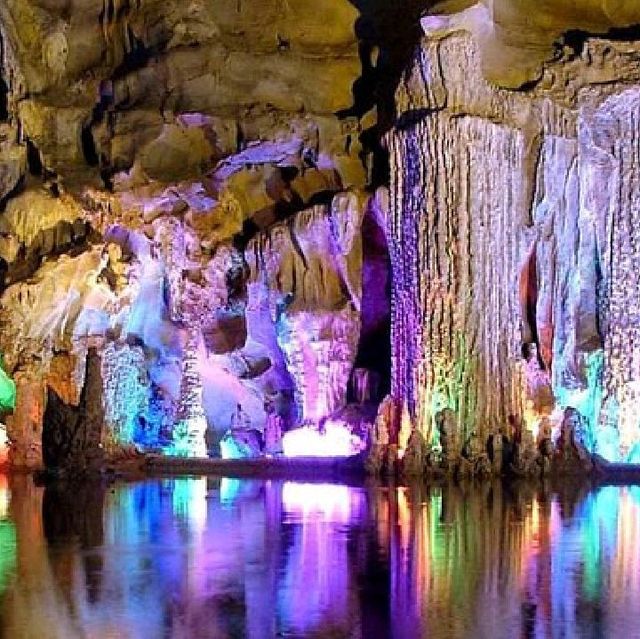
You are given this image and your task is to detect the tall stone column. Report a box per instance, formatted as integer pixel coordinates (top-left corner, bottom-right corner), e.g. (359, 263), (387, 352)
(171, 326), (208, 457)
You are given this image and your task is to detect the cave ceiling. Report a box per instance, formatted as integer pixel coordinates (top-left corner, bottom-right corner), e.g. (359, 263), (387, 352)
(432, 0), (640, 87)
(1, 1), (637, 194)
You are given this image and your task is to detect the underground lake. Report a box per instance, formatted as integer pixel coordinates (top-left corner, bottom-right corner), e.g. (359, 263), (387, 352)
(0, 475), (638, 639)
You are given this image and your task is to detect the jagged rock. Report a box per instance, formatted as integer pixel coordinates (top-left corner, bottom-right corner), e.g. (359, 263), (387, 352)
(402, 428), (432, 477)
(0, 124), (26, 203)
(219, 428), (262, 460)
(462, 431), (492, 477)
(0, 0), (369, 190)
(435, 408), (460, 473)
(0, 185), (372, 462)
(365, 395), (394, 475)
(244, 190), (367, 424)
(554, 407), (593, 474)
(509, 431), (540, 478)
(3, 0), (640, 472)
(487, 433), (504, 475)
(264, 411), (284, 456)
(4, 373), (45, 468)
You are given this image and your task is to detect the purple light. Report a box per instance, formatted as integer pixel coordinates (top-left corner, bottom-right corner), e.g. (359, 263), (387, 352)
(281, 482), (358, 522)
(281, 421), (366, 458)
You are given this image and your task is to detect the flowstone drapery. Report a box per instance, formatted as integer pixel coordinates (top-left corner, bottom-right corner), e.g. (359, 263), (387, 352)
(387, 26), (640, 463)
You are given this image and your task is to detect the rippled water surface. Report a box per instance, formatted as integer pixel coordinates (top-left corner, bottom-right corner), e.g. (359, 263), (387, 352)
(0, 475), (639, 638)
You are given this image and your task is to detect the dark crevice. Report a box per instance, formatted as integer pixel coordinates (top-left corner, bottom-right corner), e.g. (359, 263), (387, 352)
(26, 139), (43, 176)
(81, 81), (113, 171)
(0, 30), (8, 122)
(0, 258), (7, 290)
(395, 107), (443, 130)
(1, 219), (98, 289)
(0, 75), (8, 121)
(81, 125), (99, 166)
(234, 188), (332, 251)
(233, 164), (340, 250)
(514, 76), (542, 92)
(560, 24), (640, 58)
(235, 123), (246, 153)
(100, 168), (114, 192)
(0, 174), (25, 213)
(519, 246), (539, 348)
(305, 189), (337, 208)
(339, 1), (431, 188)
(353, 204), (392, 399)
(112, 31), (160, 80)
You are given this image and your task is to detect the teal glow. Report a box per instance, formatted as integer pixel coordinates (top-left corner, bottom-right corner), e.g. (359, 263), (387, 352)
(596, 423), (621, 462)
(220, 477), (242, 504)
(0, 355), (15, 412)
(583, 350), (604, 452)
(628, 443), (640, 463)
(164, 420), (191, 457)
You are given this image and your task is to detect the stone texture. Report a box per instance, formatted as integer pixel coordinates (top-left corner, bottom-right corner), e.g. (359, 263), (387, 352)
(0, 180), (372, 462)
(245, 191), (366, 424)
(3, 0), (640, 469)
(41, 348), (104, 471)
(428, 1), (640, 88)
(387, 21), (640, 464)
(0, 0), (369, 191)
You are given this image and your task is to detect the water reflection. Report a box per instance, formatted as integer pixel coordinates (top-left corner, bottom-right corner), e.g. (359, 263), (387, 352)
(0, 477), (639, 638)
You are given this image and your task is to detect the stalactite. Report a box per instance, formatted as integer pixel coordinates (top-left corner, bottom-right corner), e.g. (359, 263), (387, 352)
(586, 89), (640, 461)
(245, 194), (365, 425)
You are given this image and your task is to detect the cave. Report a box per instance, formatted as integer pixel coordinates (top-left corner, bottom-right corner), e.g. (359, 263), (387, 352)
(2, 2), (640, 636)
(0, 0), (637, 472)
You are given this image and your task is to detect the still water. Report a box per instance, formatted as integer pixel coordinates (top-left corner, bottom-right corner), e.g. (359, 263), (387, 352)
(0, 475), (639, 639)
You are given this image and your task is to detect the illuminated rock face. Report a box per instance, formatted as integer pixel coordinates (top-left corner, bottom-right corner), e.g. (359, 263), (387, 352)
(388, 26), (640, 462)
(245, 192), (364, 424)
(0, 0), (399, 465)
(585, 90), (640, 462)
(2, 0), (640, 468)
(423, 1), (640, 89)
(0, 185), (369, 464)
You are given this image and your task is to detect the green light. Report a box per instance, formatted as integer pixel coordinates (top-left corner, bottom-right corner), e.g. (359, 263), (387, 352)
(0, 354), (15, 412)
(0, 519), (16, 593)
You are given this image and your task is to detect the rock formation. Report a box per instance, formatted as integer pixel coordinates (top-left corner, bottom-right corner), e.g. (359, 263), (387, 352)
(0, 0), (404, 467)
(387, 4), (640, 467)
(1, 1), (640, 473)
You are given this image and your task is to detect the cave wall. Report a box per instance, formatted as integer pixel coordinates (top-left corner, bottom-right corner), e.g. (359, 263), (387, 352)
(0, 185), (374, 465)
(387, 22), (640, 462)
(0, 1), (401, 466)
(2, 0), (640, 467)
(245, 190), (366, 424)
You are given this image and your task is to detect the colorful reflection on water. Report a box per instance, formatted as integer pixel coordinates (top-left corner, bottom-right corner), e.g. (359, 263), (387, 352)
(0, 477), (640, 638)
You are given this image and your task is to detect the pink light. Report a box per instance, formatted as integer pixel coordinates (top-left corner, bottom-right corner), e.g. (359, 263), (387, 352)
(281, 421), (366, 458)
(0, 474), (7, 518)
(281, 482), (357, 523)
(0, 425), (7, 467)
